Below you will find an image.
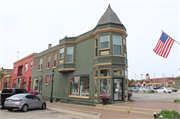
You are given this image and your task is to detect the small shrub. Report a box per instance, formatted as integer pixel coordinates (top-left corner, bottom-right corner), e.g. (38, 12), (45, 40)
(158, 110), (179, 119)
(174, 99), (180, 103)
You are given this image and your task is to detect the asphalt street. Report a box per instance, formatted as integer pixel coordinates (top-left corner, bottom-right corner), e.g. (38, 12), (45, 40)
(0, 108), (86, 119)
(131, 90), (180, 102)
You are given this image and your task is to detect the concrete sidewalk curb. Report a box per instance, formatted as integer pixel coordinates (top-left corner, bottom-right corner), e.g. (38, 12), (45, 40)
(94, 104), (161, 118)
(47, 104), (101, 119)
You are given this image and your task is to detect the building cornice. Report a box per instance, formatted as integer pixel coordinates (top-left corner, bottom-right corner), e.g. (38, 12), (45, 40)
(58, 27), (127, 47)
(14, 53), (34, 64)
(34, 48), (59, 59)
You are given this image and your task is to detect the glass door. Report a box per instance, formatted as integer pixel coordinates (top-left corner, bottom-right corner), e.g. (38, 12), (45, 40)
(113, 79), (123, 101)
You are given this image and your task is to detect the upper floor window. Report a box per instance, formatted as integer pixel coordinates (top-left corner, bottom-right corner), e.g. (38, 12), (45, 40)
(47, 55), (51, 69)
(100, 35), (109, 49)
(38, 58), (43, 70)
(60, 48), (64, 58)
(53, 53), (57, 67)
(113, 35), (122, 55)
(30, 61), (33, 68)
(15, 67), (17, 74)
(67, 47), (73, 62)
(123, 38), (126, 52)
(25, 63), (28, 71)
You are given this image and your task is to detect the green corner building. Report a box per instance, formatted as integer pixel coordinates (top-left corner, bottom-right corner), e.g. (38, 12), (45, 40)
(31, 5), (128, 106)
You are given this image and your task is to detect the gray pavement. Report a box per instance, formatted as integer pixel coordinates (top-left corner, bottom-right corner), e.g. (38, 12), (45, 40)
(131, 90), (180, 102)
(0, 108), (86, 119)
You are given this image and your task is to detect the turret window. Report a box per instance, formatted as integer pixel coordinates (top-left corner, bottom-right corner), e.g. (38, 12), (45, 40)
(100, 35), (109, 49)
(113, 35), (122, 55)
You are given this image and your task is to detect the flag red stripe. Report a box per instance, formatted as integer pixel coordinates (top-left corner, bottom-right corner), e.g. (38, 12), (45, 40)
(153, 40), (162, 54)
(160, 38), (171, 56)
(164, 40), (174, 58)
(161, 38), (172, 57)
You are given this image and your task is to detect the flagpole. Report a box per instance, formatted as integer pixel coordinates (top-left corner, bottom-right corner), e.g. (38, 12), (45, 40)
(161, 30), (180, 45)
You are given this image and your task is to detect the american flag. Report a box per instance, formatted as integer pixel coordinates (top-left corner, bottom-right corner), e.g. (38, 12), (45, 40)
(153, 32), (174, 58)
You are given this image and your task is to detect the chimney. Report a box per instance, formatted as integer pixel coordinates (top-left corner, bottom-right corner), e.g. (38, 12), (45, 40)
(48, 44), (52, 49)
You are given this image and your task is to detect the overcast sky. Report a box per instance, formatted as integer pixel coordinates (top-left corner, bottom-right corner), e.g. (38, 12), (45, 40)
(0, 0), (179, 80)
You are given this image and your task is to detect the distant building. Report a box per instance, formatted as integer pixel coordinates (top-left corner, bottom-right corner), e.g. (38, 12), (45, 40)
(134, 73), (178, 86)
(0, 67), (13, 90)
(12, 53), (37, 92)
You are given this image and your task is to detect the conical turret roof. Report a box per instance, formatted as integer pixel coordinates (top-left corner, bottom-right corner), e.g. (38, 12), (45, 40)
(97, 5), (122, 26)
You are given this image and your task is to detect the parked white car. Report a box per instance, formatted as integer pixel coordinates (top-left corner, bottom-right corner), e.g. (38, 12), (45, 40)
(155, 87), (172, 93)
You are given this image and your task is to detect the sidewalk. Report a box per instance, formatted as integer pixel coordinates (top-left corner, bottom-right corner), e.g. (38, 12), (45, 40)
(46, 101), (156, 119)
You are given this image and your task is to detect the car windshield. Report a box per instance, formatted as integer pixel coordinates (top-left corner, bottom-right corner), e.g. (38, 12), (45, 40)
(10, 94), (25, 98)
(2, 89), (13, 93)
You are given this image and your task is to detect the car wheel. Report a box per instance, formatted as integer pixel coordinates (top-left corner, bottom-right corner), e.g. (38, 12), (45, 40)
(41, 103), (46, 110)
(21, 104), (28, 112)
(8, 108), (13, 111)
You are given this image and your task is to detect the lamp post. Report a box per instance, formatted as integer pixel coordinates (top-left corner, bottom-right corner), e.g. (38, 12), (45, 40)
(50, 69), (55, 103)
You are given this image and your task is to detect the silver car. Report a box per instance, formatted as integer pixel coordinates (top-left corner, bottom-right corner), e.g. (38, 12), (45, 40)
(4, 94), (46, 112)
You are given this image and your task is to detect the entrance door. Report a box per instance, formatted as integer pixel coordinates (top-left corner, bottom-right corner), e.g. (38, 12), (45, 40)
(39, 81), (42, 94)
(113, 79), (123, 101)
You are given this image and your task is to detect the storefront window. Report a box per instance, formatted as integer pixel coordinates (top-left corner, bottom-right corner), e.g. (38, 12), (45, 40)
(113, 69), (123, 76)
(100, 69), (110, 77)
(100, 79), (110, 95)
(125, 79), (128, 101)
(23, 82), (27, 90)
(70, 76), (89, 96)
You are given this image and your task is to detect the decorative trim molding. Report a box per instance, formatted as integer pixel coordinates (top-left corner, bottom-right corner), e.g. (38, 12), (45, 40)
(58, 27), (128, 47)
(68, 95), (89, 99)
(93, 63), (112, 68)
(34, 48), (59, 59)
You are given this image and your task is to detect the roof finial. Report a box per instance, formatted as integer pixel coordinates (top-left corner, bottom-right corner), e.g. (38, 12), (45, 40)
(108, 4), (110, 7)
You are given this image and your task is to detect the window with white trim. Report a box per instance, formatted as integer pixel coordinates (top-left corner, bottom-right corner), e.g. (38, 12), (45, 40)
(100, 35), (109, 49)
(38, 58), (43, 70)
(113, 35), (122, 55)
(67, 47), (73, 62)
(25, 63), (28, 71)
(60, 48), (64, 58)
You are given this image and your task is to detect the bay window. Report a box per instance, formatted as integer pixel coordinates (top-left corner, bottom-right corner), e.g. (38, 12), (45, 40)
(113, 35), (122, 55)
(100, 69), (110, 77)
(60, 48), (64, 58)
(67, 47), (73, 62)
(113, 69), (123, 76)
(100, 35), (109, 49)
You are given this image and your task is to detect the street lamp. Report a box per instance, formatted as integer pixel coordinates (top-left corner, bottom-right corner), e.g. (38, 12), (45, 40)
(50, 69), (55, 103)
